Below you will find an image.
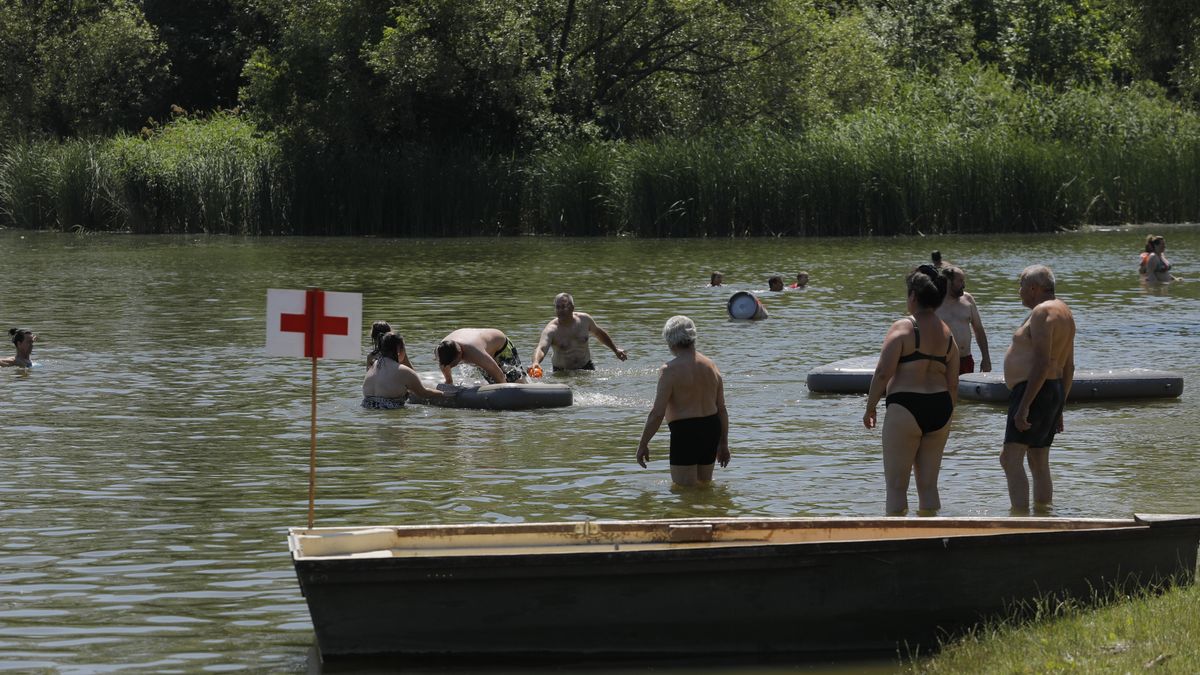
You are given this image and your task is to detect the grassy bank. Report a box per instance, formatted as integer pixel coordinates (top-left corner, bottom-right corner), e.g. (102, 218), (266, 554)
(918, 579), (1200, 672)
(3, 78), (1200, 236)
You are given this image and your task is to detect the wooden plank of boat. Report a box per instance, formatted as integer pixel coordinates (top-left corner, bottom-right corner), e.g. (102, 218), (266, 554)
(959, 369), (1184, 402)
(407, 382), (573, 411)
(805, 355), (876, 394)
(288, 514), (1200, 661)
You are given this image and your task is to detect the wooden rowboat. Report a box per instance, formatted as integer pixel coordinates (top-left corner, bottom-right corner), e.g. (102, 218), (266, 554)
(289, 514), (1200, 661)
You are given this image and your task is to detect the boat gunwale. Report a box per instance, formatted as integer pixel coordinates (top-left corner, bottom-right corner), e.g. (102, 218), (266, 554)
(287, 514), (1200, 561)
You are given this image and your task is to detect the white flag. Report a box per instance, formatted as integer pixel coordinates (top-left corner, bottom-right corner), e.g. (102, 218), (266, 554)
(266, 288), (362, 360)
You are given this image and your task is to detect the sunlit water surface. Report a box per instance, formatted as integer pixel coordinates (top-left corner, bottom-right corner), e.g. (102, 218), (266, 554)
(1, 227), (1198, 672)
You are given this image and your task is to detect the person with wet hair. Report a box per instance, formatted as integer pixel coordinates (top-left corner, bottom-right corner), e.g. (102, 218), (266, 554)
(636, 316), (730, 487)
(436, 328), (526, 385)
(708, 271), (724, 287)
(362, 332), (446, 409)
(1142, 235), (1177, 283)
(1, 328), (36, 368)
(788, 271), (810, 289)
(864, 265), (959, 515)
(367, 320), (413, 369)
(767, 275), (784, 292)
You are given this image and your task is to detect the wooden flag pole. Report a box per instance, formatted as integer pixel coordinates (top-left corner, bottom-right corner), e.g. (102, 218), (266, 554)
(308, 354), (318, 529)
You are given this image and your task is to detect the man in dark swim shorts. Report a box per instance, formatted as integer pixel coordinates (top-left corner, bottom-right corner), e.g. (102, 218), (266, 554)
(636, 316), (730, 486)
(1000, 265), (1076, 513)
(668, 414), (722, 467)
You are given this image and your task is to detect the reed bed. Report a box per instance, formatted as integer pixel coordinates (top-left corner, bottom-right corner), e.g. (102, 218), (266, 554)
(3, 98), (1198, 235)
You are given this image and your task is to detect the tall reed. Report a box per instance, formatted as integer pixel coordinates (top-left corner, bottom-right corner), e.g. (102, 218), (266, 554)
(2, 80), (1198, 235)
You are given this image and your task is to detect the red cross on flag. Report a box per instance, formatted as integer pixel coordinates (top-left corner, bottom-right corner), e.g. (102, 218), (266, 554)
(266, 288), (362, 360)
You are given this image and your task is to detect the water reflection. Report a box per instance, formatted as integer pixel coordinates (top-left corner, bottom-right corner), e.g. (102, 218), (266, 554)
(1, 226), (1198, 670)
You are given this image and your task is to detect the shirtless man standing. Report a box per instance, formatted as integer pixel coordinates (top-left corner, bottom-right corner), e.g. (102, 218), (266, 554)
(531, 293), (628, 372)
(1000, 265), (1075, 513)
(436, 327), (527, 385)
(636, 316), (730, 486)
(935, 266), (991, 374)
(362, 332), (446, 408)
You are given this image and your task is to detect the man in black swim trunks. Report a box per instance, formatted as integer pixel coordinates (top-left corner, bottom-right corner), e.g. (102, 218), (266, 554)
(635, 315), (730, 486)
(1000, 265), (1076, 513)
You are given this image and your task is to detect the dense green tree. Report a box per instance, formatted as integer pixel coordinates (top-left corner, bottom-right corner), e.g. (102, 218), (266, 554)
(0, 0), (169, 138)
(142, 0), (273, 114)
(243, 0), (826, 147)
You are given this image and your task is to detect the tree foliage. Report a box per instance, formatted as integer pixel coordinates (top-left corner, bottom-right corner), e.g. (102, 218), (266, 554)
(0, 0), (169, 138)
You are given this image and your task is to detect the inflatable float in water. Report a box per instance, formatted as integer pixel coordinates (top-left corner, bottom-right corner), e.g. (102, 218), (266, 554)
(806, 356), (1185, 401)
(408, 382), (573, 411)
(958, 369), (1183, 402)
(805, 355), (877, 394)
(728, 291), (769, 320)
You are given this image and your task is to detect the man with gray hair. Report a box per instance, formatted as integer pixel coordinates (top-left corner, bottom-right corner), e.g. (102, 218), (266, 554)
(1000, 264), (1075, 513)
(531, 293), (627, 373)
(636, 316), (730, 486)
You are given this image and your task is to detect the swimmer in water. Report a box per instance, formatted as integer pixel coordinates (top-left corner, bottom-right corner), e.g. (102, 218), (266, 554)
(1, 328), (35, 368)
(362, 332), (446, 409)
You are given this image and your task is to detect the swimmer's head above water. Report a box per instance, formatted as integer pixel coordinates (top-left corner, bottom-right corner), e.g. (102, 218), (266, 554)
(436, 339), (463, 367)
(662, 315), (696, 350)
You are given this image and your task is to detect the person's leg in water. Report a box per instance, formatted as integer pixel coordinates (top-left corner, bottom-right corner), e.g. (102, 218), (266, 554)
(881, 404), (922, 515)
(1026, 446), (1052, 512)
(1001, 442), (1030, 513)
(913, 425), (950, 514)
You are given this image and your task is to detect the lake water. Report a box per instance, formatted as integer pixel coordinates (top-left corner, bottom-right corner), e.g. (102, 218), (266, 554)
(1, 226), (1198, 671)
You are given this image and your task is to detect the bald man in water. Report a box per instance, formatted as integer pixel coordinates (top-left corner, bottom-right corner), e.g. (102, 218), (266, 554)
(1000, 265), (1075, 513)
(531, 293), (627, 372)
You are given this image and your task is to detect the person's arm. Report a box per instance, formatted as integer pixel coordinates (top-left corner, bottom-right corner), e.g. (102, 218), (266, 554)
(439, 359), (454, 385)
(636, 366), (671, 467)
(463, 344), (508, 384)
(399, 367), (445, 398)
(715, 372), (730, 468)
(969, 297), (991, 371)
(1014, 308), (1052, 431)
(945, 334), (960, 408)
(1057, 337), (1075, 433)
(586, 315), (627, 361)
(864, 321), (905, 429)
(532, 323), (554, 368)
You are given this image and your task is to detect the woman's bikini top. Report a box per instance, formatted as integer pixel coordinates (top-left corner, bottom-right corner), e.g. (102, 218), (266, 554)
(897, 317), (952, 365)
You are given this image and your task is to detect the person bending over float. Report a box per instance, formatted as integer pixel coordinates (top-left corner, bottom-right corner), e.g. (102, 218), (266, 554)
(1, 328), (35, 368)
(864, 265), (959, 515)
(362, 332), (446, 409)
(636, 316), (730, 487)
(530, 293), (627, 374)
(436, 328), (526, 385)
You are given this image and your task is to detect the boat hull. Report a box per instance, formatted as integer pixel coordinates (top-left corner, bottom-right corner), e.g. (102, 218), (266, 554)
(290, 515), (1200, 661)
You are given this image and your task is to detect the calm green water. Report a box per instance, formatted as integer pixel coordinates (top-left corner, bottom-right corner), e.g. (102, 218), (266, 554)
(1, 227), (1198, 671)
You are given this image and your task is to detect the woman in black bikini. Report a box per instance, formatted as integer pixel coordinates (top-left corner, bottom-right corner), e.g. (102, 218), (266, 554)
(863, 265), (959, 515)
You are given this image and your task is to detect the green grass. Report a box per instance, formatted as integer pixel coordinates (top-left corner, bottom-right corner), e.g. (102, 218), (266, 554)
(917, 579), (1200, 673)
